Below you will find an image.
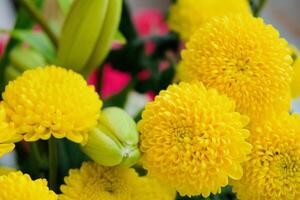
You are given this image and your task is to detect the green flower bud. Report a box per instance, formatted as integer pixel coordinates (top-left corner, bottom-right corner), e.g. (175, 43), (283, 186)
(58, 0), (122, 74)
(5, 46), (46, 81)
(82, 107), (140, 167)
(84, 0), (123, 73)
(4, 65), (21, 83)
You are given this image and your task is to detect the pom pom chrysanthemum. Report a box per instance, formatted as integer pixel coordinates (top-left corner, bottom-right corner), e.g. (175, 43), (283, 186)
(60, 162), (137, 200)
(0, 171), (57, 200)
(168, 0), (250, 41)
(231, 113), (300, 200)
(60, 162), (175, 200)
(181, 14), (293, 122)
(138, 82), (252, 197)
(2, 66), (102, 144)
(0, 103), (21, 157)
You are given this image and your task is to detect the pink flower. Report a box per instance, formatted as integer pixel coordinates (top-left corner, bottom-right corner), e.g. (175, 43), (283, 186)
(88, 64), (131, 99)
(0, 34), (9, 58)
(133, 9), (169, 55)
(133, 9), (168, 38)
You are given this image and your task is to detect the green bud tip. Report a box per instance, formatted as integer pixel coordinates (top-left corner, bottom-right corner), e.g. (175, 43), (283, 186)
(82, 107), (141, 167)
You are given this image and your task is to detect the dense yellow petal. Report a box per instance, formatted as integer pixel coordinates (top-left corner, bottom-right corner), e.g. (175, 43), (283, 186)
(138, 82), (252, 196)
(59, 162), (175, 200)
(2, 66), (102, 144)
(0, 103), (21, 158)
(0, 171), (57, 200)
(181, 14), (293, 123)
(231, 113), (300, 200)
(291, 58), (300, 98)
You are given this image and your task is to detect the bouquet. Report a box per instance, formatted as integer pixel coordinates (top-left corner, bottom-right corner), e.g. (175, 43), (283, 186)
(0, 0), (299, 199)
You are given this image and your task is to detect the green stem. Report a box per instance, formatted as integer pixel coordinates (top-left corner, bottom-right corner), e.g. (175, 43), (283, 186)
(48, 137), (58, 191)
(18, 0), (59, 48)
(29, 142), (44, 166)
(254, 0), (268, 17)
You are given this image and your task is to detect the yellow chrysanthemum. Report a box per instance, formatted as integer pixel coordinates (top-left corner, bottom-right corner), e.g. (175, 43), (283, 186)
(168, 0), (250, 41)
(60, 162), (175, 200)
(2, 66), (102, 144)
(290, 45), (300, 98)
(0, 103), (21, 158)
(291, 58), (300, 98)
(231, 113), (300, 200)
(60, 162), (139, 200)
(132, 176), (176, 200)
(0, 166), (16, 176)
(181, 14), (293, 123)
(138, 82), (252, 197)
(0, 171), (57, 200)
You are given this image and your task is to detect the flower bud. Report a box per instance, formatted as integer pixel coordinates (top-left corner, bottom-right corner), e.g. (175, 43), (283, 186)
(84, 0), (123, 73)
(4, 46), (46, 81)
(58, 0), (122, 74)
(82, 107), (140, 167)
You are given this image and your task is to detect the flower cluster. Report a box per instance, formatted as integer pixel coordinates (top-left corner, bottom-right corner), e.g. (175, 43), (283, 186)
(0, 0), (299, 199)
(138, 2), (297, 199)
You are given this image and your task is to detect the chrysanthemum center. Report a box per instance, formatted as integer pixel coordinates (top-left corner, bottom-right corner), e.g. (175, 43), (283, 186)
(224, 57), (252, 80)
(263, 151), (300, 179)
(174, 126), (197, 143)
(102, 176), (117, 194)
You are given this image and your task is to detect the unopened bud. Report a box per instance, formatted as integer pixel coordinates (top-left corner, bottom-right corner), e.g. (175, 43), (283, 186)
(4, 46), (46, 81)
(58, 0), (122, 74)
(82, 107), (140, 167)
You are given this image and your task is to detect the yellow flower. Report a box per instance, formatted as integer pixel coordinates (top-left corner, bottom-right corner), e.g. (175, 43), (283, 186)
(291, 58), (300, 98)
(231, 113), (300, 200)
(168, 0), (250, 41)
(181, 14), (293, 123)
(2, 66), (102, 144)
(59, 162), (134, 200)
(138, 82), (252, 197)
(132, 176), (176, 200)
(0, 171), (57, 200)
(290, 45), (300, 98)
(60, 162), (139, 200)
(60, 162), (175, 200)
(0, 166), (16, 176)
(0, 103), (22, 158)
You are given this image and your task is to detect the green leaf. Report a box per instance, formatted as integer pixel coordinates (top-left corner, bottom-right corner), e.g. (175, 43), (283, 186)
(58, 0), (74, 15)
(10, 30), (56, 62)
(113, 31), (127, 44)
